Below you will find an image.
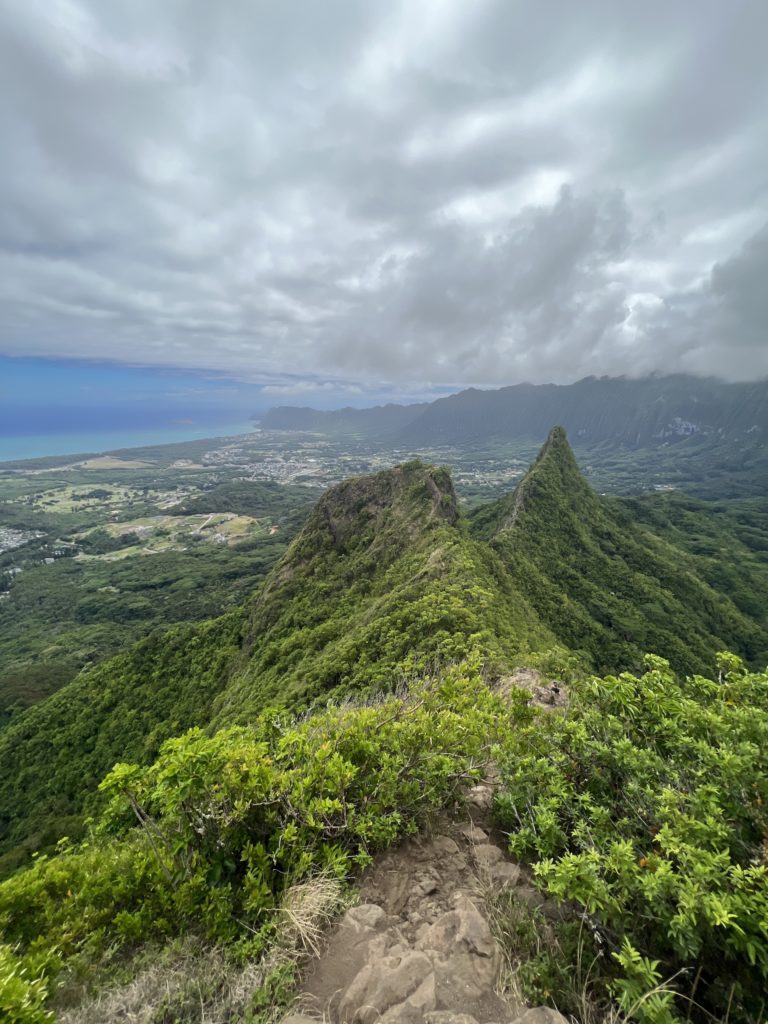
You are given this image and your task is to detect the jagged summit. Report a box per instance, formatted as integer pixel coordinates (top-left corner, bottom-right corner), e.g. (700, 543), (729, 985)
(470, 426), (762, 674)
(471, 425), (589, 539)
(294, 460), (459, 560)
(504, 424), (593, 529)
(214, 458), (546, 724)
(535, 424), (574, 462)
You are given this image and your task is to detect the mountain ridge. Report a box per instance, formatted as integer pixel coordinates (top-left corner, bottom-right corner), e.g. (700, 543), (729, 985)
(1, 431), (766, 876)
(259, 374), (768, 449)
(471, 425), (766, 673)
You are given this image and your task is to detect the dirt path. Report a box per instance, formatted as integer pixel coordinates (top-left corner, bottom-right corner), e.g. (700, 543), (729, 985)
(281, 783), (568, 1024)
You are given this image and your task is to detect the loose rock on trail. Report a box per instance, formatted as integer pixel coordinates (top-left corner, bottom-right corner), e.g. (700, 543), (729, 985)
(281, 783), (570, 1024)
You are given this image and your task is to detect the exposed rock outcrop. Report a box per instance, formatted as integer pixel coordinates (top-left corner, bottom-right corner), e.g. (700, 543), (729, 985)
(283, 787), (570, 1024)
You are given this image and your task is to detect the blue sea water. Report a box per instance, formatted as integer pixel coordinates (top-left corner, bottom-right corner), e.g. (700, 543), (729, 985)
(0, 421), (256, 463)
(0, 356), (267, 462)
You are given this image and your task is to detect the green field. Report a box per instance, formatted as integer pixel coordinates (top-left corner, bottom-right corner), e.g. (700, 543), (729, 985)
(0, 448), (321, 722)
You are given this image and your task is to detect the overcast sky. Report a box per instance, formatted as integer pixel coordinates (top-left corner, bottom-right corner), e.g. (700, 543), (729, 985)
(1, 0), (767, 404)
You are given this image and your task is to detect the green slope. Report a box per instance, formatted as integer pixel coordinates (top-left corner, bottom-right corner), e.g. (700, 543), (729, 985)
(212, 460), (550, 724)
(3, 441), (766, 876)
(471, 426), (766, 675)
(0, 461), (551, 873)
(617, 490), (768, 623)
(0, 611), (245, 875)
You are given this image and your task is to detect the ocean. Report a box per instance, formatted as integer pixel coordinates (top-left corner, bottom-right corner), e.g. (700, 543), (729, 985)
(0, 421), (257, 464)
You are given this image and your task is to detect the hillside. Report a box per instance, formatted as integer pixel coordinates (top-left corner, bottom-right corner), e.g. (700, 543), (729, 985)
(2, 434), (768, 1024)
(3, 649), (767, 1024)
(0, 461), (551, 873)
(0, 611), (246, 875)
(2, 437), (766, 879)
(471, 427), (767, 675)
(211, 461), (549, 724)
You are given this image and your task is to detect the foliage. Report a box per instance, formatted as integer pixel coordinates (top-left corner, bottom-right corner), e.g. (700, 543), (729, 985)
(495, 654), (768, 1023)
(0, 664), (522, 1018)
(0, 462), (551, 873)
(208, 461), (553, 725)
(0, 944), (53, 1024)
(6, 443), (768, 876)
(619, 492), (768, 628)
(0, 612), (246, 874)
(472, 427), (766, 675)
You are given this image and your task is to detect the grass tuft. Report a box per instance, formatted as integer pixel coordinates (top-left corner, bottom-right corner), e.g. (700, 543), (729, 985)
(58, 876), (346, 1024)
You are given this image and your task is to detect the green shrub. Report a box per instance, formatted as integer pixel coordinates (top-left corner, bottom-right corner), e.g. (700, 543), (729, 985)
(0, 944), (53, 1024)
(0, 661), (525, 1015)
(495, 653), (768, 1023)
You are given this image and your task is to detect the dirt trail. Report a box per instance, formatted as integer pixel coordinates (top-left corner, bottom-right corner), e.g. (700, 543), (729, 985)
(281, 782), (568, 1024)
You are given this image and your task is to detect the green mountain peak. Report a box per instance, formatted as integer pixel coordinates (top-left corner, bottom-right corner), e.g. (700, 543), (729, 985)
(471, 426), (762, 675)
(1, 437), (766, 878)
(471, 425), (587, 539)
(214, 459), (542, 725)
(289, 460), (458, 562)
(539, 422), (569, 453)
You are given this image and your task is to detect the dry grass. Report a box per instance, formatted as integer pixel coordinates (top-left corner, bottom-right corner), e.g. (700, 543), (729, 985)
(277, 876), (349, 959)
(58, 876), (347, 1024)
(480, 882), (610, 1024)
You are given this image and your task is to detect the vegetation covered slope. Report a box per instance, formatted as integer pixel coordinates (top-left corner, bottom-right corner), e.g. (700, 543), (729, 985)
(495, 652), (768, 1024)
(3, 435), (768, 1023)
(3, 440), (767, 876)
(0, 612), (245, 875)
(617, 491), (768, 623)
(0, 461), (551, 874)
(471, 427), (767, 676)
(211, 461), (550, 724)
(3, 657), (767, 1024)
(0, 665), (523, 1024)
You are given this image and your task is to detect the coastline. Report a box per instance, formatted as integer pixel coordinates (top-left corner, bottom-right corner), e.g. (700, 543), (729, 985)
(0, 421), (256, 464)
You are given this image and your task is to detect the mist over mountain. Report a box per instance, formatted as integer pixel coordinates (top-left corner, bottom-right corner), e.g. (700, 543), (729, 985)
(260, 374), (768, 447)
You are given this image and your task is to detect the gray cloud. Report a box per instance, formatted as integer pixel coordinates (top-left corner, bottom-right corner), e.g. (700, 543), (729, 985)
(0, 0), (766, 394)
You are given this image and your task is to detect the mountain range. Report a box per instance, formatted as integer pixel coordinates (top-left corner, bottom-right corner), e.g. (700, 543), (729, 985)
(1, 426), (765, 875)
(259, 374), (768, 447)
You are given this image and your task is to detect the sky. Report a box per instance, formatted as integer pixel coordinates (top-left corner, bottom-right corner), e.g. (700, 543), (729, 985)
(0, 0), (767, 412)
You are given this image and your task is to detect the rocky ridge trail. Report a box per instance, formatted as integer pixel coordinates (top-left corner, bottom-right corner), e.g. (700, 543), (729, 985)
(281, 782), (570, 1024)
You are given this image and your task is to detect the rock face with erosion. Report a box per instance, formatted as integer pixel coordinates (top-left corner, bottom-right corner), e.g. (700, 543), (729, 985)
(282, 788), (570, 1024)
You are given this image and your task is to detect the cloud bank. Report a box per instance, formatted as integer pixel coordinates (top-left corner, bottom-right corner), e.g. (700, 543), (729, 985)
(1, 0), (766, 394)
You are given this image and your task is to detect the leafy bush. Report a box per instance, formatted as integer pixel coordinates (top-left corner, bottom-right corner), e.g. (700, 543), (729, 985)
(0, 944), (52, 1024)
(0, 662), (525, 1016)
(495, 653), (768, 1023)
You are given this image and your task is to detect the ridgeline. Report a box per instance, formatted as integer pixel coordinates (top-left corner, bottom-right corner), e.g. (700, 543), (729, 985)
(2, 429), (768, 1024)
(1, 429), (763, 875)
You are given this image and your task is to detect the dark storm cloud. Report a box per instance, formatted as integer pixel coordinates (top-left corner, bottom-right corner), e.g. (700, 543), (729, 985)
(0, 0), (766, 396)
